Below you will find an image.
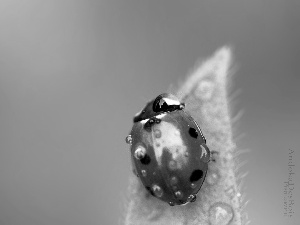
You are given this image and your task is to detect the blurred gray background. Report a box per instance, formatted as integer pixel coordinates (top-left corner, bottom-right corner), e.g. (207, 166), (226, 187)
(0, 0), (299, 225)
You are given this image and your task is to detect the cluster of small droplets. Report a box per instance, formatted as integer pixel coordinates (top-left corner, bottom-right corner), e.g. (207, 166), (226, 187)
(150, 118), (161, 124)
(125, 135), (132, 145)
(187, 194), (197, 203)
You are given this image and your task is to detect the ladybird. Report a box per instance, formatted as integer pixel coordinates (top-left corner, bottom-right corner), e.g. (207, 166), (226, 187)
(126, 93), (210, 206)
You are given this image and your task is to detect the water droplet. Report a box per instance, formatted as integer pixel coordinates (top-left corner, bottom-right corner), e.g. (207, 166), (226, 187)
(134, 146), (146, 160)
(195, 80), (214, 100)
(154, 129), (162, 138)
(155, 118), (161, 124)
(152, 184), (163, 198)
(224, 152), (233, 161)
(187, 194), (197, 203)
(225, 186), (235, 199)
(209, 202), (233, 225)
(237, 192), (241, 198)
(190, 183), (196, 188)
(141, 170), (147, 177)
(184, 151), (189, 157)
(168, 160), (177, 170)
(200, 144), (210, 162)
(169, 202), (175, 206)
(172, 185), (178, 191)
(125, 135), (132, 144)
(170, 176), (178, 186)
(174, 130), (180, 136)
(175, 191), (183, 199)
(206, 171), (220, 185)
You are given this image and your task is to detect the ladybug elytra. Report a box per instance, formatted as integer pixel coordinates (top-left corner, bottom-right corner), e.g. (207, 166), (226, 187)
(126, 93), (210, 206)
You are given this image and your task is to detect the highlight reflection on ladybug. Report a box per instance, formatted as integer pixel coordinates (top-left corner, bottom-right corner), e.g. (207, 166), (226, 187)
(126, 93), (210, 206)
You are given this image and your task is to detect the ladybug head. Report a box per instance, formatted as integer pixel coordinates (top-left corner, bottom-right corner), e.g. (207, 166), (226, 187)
(133, 93), (184, 123)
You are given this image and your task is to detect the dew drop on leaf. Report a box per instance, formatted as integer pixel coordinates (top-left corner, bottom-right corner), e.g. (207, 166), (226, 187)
(209, 202), (233, 225)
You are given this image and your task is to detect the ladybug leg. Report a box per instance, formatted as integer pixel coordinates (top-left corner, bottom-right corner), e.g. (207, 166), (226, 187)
(210, 150), (219, 162)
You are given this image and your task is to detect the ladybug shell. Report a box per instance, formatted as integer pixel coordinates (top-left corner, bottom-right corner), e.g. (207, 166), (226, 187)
(129, 110), (210, 206)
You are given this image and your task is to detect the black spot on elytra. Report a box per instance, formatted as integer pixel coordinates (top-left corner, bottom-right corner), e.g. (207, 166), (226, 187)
(189, 127), (198, 138)
(190, 170), (203, 183)
(140, 154), (151, 165)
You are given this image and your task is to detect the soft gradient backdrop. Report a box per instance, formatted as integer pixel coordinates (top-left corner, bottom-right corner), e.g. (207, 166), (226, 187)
(0, 0), (299, 225)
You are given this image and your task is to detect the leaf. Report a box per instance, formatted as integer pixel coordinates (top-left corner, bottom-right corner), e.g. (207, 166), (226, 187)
(122, 47), (248, 225)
